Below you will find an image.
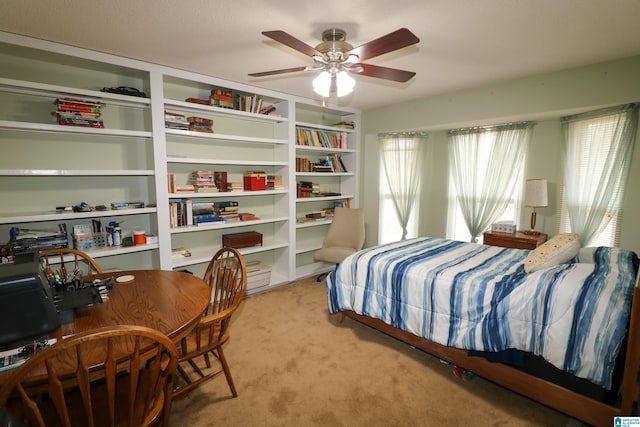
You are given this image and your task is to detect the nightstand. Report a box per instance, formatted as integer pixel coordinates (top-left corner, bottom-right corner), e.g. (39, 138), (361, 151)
(482, 231), (547, 250)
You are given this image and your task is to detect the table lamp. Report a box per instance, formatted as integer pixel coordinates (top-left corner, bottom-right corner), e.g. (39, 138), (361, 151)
(524, 179), (548, 235)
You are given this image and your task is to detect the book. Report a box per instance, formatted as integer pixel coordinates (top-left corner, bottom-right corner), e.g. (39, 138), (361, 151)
(171, 247), (191, 257)
(185, 97), (211, 105)
(214, 171), (228, 192)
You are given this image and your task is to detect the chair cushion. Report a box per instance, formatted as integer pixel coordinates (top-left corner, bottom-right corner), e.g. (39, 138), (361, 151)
(314, 246), (358, 264)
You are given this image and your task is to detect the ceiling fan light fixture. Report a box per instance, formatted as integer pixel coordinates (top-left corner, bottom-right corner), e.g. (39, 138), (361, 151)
(336, 71), (355, 97)
(312, 71), (332, 97)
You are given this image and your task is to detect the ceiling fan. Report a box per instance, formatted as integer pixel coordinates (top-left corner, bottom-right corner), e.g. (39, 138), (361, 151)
(248, 28), (419, 97)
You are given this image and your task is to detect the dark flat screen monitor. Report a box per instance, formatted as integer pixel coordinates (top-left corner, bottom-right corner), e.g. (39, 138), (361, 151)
(0, 253), (60, 350)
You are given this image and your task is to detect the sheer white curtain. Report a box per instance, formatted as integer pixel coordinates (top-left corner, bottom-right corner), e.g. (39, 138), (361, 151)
(379, 132), (427, 240)
(448, 123), (533, 242)
(561, 104), (638, 246)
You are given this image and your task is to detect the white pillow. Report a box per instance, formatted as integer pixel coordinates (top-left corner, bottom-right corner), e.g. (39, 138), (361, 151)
(524, 233), (580, 273)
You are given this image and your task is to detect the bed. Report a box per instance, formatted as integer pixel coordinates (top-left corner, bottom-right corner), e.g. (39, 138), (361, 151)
(325, 237), (640, 427)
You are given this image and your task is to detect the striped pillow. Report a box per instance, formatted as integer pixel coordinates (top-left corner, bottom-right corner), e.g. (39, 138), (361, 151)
(524, 233), (580, 273)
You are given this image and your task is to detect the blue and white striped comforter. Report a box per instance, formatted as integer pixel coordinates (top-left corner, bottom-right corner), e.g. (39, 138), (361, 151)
(326, 237), (639, 389)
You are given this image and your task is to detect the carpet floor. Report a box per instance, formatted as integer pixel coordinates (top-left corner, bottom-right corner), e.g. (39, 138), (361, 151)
(169, 277), (571, 426)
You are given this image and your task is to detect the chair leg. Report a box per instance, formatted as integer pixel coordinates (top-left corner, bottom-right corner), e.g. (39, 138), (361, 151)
(316, 272), (328, 282)
(216, 347), (237, 397)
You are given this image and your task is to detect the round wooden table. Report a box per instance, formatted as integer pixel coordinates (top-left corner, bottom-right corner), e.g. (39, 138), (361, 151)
(0, 269), (210, 384)
(62, 269), (210, 342)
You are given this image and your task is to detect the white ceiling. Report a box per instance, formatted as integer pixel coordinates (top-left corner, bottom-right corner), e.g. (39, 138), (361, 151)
(2, 0), (640, 111)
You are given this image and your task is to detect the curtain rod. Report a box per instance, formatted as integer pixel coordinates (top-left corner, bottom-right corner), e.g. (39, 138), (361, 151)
(447, 121), (535, 134)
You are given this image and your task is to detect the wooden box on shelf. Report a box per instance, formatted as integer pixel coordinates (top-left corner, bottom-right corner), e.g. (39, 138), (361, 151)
(222, 231), (263, 249)
(482, 231), (547, 250)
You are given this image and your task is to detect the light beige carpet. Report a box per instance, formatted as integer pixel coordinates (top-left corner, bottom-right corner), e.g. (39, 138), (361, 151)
(169, 277), (571, 426)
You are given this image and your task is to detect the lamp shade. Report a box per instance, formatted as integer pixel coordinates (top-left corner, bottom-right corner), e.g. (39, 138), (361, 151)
(524, 179), (548, 208)
(312, 71), (331, 98)
(336, 71), (355, 97)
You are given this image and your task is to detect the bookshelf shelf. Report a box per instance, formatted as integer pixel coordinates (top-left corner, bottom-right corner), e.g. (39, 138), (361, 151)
(0, 120), (152, 138)
(166, 157), (287, 167)
(170, 216), (288, 234)
(296, 219), (332, 229)
(0, 77), (151, 108)
(171, 240), (288, 269)
(0, 169), (154, 177)
(164, 99), (288, 124)
(295, 145), (355, 154)
(0, 207), (157, 225)
(168, 189), (288, 199)
(296, 195), (354, 203)
(165, 128), (287, 145)
(295, 120), (355, 134)
(296, 172), (355, 177)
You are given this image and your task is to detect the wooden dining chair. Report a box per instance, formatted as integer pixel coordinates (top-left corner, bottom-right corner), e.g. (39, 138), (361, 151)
(0, 325), (178, 427)
(40, 247), (103, 283)
(172, 247), (247, 400)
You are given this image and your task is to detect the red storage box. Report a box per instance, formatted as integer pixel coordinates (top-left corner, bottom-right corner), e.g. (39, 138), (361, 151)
(243, 172), (266, 191)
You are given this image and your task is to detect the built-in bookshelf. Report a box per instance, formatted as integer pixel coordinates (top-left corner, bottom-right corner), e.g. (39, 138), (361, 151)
(0, 31), (360, 290)
(0, 34), (158, 272)
(293, 101), (360, 278)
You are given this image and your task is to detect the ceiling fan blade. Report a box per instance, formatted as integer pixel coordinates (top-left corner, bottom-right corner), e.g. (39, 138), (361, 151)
(248, 66), (308, 77)
(345, 28), (419, 62)
(353, 64), (416, 83)
(261, 30), (323, 57)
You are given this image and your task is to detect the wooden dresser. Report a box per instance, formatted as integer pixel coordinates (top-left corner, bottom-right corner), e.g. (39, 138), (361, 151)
(482, 231), (547, 250)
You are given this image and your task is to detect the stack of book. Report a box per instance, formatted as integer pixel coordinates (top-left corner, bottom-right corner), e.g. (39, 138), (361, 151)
(167, 174), (196, 193)
(53, 98), (104, 128)
(239, 212), (258, 221)
(191, 201), (222, 225)
(333, 120), (355, 129)
(217, 204), (240, 223)
(297, 181), (320, 198)
(227, 182), (243, 192)
(165, 111), (189, 130)
(266, 175), (284, 190)
(305, 210), (327, 221)
(185, 97), (210, 105)
(312, 160), (333, 173)
(187, 116), (213, 133)
(210, 88), (234, 108)
(171, 247), (191, 258)
(190, 171), (218, 192)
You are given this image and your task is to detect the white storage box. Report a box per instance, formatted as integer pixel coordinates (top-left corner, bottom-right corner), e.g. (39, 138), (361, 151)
(246, 261), (271, 290)
(491, 220), (516, 234)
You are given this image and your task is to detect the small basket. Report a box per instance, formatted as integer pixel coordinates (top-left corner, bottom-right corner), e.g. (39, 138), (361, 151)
(93, 232), (108, 249)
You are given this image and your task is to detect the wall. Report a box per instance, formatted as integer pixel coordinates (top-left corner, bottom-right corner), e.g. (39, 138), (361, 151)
(361, 55), (640, 255)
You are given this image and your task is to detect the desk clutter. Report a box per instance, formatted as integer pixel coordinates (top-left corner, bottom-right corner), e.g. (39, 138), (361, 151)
(2, 215), (151, 264)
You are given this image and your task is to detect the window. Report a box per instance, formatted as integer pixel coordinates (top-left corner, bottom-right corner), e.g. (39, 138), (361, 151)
(446, 123), (533, 242)
(559, 104), (638, 246)
(378, 133), (426, 244)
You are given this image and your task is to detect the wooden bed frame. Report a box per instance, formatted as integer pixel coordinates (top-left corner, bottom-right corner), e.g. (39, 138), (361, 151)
(335, 285), (640, 427)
